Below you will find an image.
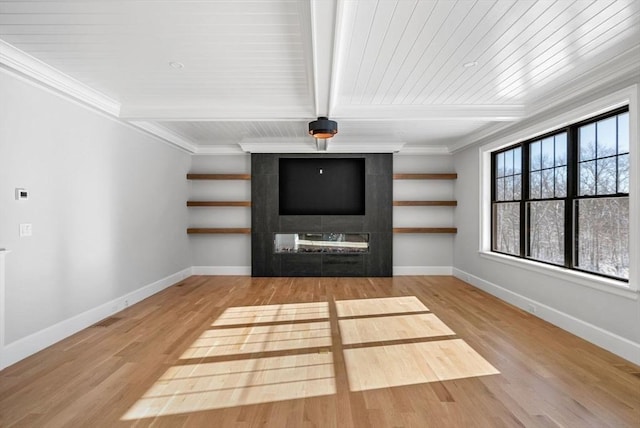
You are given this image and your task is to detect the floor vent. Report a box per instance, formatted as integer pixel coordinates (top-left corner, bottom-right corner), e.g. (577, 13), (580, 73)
(93, 317), (122, 327)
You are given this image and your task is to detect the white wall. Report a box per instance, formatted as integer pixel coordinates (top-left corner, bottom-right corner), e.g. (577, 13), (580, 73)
(189, 155), (251, 274)
(0, 70), (192, 368)
(453, 80), (640, 364)
(393, 154), (455, 274)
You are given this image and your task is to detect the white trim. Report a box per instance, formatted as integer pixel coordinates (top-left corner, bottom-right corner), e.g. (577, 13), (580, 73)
(452, 268), (640, 365)
(129, 121), (198, 154)
(393, 266), (452, 276)
(527, 45), (640, 125)
(0, 249), (10, 367)
(478, 85), (639, 292)
(628, 85), (639, 294)
(195, 145), (247, 155)
(325, 140), (405, 153)
(0, 40), (120, 116)
(450, 45), (640, 153)
(394, 146), (451, 155)
(191, 266), (252, 276)
(478, 87), (634, 154)
(478, 251), (637, 300)
(239, 138), (405, 153)
(0, 268), (191, 370)
(239, 138), (317, 153)
(0, 64), (189, 155)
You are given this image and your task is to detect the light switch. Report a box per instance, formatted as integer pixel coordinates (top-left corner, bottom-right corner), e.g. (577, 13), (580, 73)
(19, 223), (32, 237)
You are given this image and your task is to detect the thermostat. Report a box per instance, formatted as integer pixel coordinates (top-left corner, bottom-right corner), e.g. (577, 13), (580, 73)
(15, 188), (29, 200)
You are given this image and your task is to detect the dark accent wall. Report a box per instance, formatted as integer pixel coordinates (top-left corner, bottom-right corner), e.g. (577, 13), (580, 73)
(251, 153), (392, 277)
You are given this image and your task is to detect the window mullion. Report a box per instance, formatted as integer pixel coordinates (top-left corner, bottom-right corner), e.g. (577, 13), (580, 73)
(565, 126), (576, 269)
(491, 153), (496, 252)
(521, 143), (529, 258)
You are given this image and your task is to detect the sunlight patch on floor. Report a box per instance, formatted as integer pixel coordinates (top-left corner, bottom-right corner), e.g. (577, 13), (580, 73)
(339, 313), (455, 344)
(121, 353), (336, 419)
(212, 302), (329, 326)
(335, 296), (428, 317)
(123, 296), (499, 420)
(180, 321), (332, 358)
(343, 339), (500, 391)
(336, 296), (499, 392)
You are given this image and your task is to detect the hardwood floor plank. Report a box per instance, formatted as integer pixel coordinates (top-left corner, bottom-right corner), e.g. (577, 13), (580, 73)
(0, 276), (638, 427)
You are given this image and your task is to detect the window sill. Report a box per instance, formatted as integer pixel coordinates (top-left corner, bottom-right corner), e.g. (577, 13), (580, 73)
(478, 251), (638, 300)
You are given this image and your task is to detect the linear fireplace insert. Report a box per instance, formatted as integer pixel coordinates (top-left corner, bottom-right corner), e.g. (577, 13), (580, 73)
(274, 233), (369, 254)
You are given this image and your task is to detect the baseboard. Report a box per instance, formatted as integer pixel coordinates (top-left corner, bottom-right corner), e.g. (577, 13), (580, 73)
(452, 268), (640, 365)
(191, 266), (452, 276)
(0, 267), (191, 370)
(191, 266), (252, 275)
(393, 266), (453, 276)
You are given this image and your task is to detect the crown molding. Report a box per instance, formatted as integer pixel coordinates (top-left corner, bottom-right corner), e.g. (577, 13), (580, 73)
(195, 144), (246, 155)
(448, 122), (512, 153)
(449, 45), (640, 154)
(325, 140), (405, 153)
(394, 145), (451, 155)
(526, 44), (640, 121)
(239, 138), (318, 153)
(0, 40), (121, 116)
(239, 137), (404, 153)
(128, 121), (199, 153)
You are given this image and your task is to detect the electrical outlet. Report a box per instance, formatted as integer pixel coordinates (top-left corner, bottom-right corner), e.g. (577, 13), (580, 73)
(527, 303), (536, 314)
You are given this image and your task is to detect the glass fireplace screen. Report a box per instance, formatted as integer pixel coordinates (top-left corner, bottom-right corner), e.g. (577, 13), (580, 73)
(274, 233), (369, 254)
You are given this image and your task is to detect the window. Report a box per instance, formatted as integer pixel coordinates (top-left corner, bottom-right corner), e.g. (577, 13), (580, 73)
(491, 108), (629, 281)
(492, 147), (521, 256)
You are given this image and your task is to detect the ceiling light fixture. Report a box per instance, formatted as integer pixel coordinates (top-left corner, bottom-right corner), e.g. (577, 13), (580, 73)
(308, 117), (338, 139)
(169, 61), (184, 69)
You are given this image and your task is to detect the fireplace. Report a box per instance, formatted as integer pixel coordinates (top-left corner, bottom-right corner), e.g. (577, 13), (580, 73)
(274, 233), (369, 254)
(251, 153), (392, 277)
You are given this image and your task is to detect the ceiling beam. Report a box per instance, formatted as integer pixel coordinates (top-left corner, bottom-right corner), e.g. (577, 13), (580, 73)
(309, 0), (338, 117)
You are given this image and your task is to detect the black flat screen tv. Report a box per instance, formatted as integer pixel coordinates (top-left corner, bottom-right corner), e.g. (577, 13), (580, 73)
(279, 158), (365, 215)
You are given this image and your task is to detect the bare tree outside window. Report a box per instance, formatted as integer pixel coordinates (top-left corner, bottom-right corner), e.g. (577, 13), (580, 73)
(575, 112), (629, 279)
(528, 201), (564, 265)
(491, 108), (629, 282)
(493, 203), (520, 255)
(576, 198), (629, 279)
(492, 147), (521, 256)
(527, 133), (567, 266)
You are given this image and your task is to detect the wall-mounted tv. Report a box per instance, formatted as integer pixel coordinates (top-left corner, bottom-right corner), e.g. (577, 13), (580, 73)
(279, 158), (365, 215)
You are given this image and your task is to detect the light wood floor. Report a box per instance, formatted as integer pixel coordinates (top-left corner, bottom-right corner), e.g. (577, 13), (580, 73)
(1, 276), (638, 427)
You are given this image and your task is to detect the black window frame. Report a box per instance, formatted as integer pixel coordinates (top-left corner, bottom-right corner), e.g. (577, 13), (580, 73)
(491, 106), (630, 282)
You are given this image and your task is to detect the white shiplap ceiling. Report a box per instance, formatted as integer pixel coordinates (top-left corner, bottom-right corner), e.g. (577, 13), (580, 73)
(1, 0), (638, 154)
